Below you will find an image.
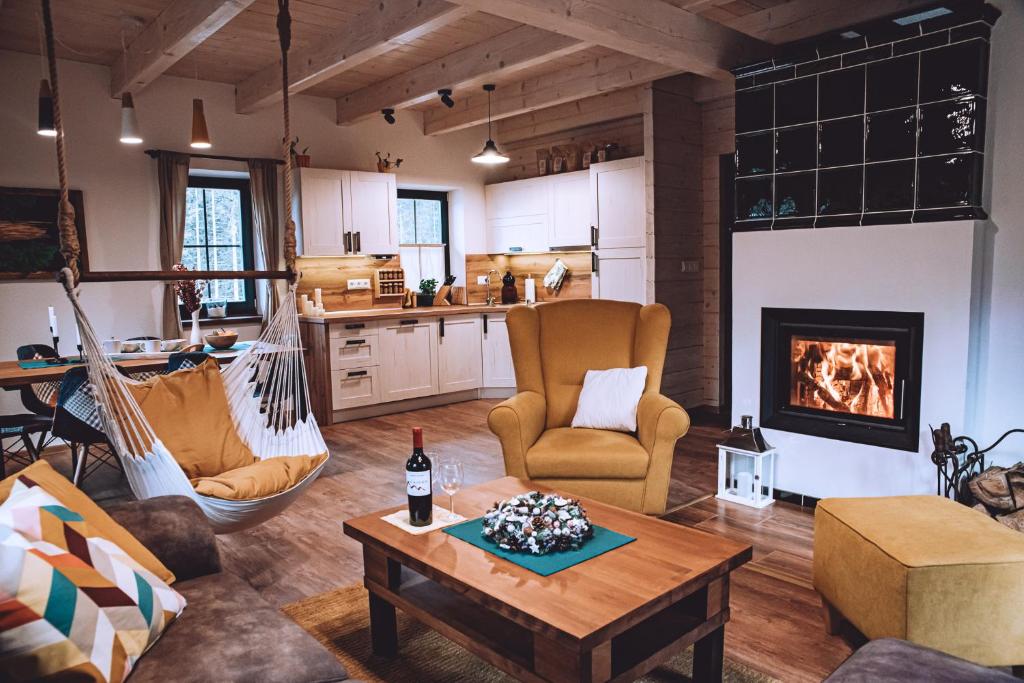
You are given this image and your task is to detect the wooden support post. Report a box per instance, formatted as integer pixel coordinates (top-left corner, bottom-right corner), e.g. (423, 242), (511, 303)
(533, 633), (611, 683)
(363, 546), (401, 657)
(692, 624), (725, 683)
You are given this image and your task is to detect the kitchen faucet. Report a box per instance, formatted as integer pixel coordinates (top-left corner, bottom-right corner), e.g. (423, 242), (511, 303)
(486, 269), (499, 306)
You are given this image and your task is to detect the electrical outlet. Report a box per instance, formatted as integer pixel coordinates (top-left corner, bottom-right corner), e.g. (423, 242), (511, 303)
(681, 260), (701, 273)
(476, 275), (490, 285)
(347, 278), (371, 290)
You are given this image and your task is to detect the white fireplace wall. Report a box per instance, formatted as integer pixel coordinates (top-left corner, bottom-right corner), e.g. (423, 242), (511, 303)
(732, 220), (982, 499)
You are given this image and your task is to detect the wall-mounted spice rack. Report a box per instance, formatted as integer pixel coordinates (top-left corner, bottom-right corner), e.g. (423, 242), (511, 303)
(374, 268), (405, 297)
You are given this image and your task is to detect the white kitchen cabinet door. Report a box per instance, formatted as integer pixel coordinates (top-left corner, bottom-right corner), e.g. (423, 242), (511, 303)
(590, 158), (645, 250)
(297, 168), (347, 256)
(482, 313), (516, 388)
(379, 318), (439, 402)
(593, 248), (645, 304)
(437, 315), (483, 393)
(485, 177), (549, 252)
(548, 170), (592, 248)
(348, 171), (398, 254)
(331, 367), (381, 410)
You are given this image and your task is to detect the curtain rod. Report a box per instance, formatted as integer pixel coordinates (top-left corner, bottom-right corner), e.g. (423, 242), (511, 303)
(144, 149), (284, 165)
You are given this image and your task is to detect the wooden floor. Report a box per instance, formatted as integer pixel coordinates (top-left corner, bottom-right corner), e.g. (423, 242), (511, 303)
(30, 399), (851, 682)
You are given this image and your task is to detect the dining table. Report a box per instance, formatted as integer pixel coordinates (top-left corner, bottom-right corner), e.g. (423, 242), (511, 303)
(0, 349), (244, 390)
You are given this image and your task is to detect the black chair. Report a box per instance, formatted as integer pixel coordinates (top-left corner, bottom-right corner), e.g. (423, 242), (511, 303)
(1, 345), (62, 472)
(52, 366), (123, 487)
(168, 351), (210, 372)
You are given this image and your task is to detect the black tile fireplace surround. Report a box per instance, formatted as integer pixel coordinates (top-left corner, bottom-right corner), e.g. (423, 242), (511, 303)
(760, 308), (924, 451)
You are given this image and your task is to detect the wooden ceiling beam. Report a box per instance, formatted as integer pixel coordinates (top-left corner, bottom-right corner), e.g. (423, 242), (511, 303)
(424, 52), (676, 135)
(234, 0), (473, 114)
(335, 25), (589, 125)
(494, 85), (646, 144)
(728, 0), (937, 43)
(110, 0), (255, 97)
(443, 0), (770, 81)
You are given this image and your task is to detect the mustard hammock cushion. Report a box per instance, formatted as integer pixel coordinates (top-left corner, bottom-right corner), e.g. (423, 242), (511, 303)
(128, 358), (327, 500)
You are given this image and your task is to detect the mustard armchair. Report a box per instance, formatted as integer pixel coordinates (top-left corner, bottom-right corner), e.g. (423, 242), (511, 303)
(488, 299), (690, 515)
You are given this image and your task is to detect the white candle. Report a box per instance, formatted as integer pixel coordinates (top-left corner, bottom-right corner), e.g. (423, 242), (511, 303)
(74, 323), (81, 347)
(302, 300), (315, 316)
(524, 277), (536, 304)
(313, 288), (323, 306)
(48, 306), (59, 337)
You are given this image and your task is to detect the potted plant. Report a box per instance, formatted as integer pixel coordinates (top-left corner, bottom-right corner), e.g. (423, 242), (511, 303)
(290, 137), (311, 167)
(417, 278), (437, 307)
(375, 151), (403, 173)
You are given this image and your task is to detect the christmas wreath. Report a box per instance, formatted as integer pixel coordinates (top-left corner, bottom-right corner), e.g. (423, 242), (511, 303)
(481, 491), (594, 555)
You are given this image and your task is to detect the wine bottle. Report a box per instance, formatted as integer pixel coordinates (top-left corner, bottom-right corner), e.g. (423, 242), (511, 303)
(406, 427), (432, 526)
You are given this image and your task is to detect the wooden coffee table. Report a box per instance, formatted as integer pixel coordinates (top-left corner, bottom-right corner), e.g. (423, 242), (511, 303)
(343, 477), (752, 682)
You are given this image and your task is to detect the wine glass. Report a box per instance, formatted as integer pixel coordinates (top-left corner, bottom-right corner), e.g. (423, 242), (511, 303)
(436, 458), (464, 522)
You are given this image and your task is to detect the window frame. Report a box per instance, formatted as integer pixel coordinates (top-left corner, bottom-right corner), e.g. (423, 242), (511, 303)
(397, 189), (451, 279)
(180, 175), (257, 320)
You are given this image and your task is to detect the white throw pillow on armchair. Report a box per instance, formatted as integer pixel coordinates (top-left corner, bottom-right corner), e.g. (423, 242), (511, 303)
(571, 366), (648, 432)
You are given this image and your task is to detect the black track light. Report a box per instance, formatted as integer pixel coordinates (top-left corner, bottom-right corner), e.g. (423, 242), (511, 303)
(438, 88), (454, 108)
(382, 108), (396, 125)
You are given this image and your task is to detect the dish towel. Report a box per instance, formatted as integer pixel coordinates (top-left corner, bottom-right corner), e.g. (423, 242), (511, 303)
(543, 258), (569, 292)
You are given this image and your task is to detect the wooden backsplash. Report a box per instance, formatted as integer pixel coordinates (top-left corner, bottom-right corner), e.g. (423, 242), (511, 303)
(295, 255), (403, 311)
(465, 251), (592, 304)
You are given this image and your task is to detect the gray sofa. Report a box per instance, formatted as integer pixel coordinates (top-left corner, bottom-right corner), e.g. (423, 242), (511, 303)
(825, 639), (1018, 682)
(106, 495), (349, 683)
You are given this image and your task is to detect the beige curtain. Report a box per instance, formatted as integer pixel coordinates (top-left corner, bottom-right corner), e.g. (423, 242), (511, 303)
(248, 158), (282, 327)
(158, 152), (191, 338)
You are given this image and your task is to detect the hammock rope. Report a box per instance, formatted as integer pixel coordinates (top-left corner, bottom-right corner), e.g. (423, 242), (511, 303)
(41, 0), (327, 533)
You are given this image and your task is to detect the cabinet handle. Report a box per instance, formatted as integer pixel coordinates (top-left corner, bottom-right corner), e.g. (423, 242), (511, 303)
(439, 318), (445, 338)
(590, 226), (598, 247)
(483, 314), (488, 334)
(343, 231), (352, 253)
(344, 323), (365, 330)
(354, 231), (362, 253)
(345, 339), (365, 346)
(346, 370), (367, 378)
(592, 252), (599, 273)
(399, 319), (418, 326)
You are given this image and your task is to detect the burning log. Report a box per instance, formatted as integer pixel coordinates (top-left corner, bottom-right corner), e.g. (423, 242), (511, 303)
(0, 221), (49, 241)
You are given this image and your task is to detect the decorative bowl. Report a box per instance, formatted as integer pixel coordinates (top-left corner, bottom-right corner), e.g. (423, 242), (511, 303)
(120, 341), (143, 353)
(481, 491), (593, 555)
(160, 338), (185, 352)
(204, 330), (238, 350)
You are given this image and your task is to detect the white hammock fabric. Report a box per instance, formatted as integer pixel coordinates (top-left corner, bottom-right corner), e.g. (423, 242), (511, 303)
(61, 269), (327, 533)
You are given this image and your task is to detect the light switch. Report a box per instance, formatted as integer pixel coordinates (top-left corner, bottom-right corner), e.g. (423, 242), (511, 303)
(347, 279), (371, 290)
(476, 275), (490, 285)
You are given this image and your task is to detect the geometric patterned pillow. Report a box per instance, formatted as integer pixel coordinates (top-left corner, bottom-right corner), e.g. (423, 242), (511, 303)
(0, 481), (186, 682)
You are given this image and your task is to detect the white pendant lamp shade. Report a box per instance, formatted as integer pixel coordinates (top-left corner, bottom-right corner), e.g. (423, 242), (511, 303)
(119, 93), (142, 144)
(471, 139), (509, 165)
(471, 84), (508, 165)
(190, 98), (212, 149)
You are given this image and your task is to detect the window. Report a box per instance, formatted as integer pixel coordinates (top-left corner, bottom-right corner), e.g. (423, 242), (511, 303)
(397, 190), (449, 291)
(181, 176), (256, 318)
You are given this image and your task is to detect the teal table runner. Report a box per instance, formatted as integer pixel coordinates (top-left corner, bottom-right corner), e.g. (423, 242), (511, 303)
(444, 517), (635, 576)
(17, 359), (83, 369)
(203, 342), (251, 353)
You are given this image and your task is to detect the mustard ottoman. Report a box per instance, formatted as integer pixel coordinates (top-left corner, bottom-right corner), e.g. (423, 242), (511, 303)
(813, 495), (1024, 668)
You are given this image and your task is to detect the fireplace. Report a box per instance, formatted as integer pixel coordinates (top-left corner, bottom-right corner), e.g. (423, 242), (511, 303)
(760, 308), (924, 451)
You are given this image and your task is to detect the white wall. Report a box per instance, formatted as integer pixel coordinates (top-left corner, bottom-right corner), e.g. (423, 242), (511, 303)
(0, 49), (490, 414)
(732, 222), (982, 499)
(976, 0), (1024, 461)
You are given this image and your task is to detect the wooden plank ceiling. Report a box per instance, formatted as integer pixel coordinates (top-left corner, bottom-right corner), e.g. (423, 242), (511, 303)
(0, 0), (930, 136)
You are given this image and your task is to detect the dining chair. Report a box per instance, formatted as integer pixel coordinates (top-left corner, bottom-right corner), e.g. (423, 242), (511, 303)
(0, 415), (48, 478)
(52, 366), (123, 487)
(12, 344), (60, 456)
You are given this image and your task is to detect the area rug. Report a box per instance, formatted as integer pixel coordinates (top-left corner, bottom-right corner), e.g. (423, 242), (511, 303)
(283, 584), (778, 682)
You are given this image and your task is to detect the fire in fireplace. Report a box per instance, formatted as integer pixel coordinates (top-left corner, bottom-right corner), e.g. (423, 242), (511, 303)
(761, 308), (924, 451)
(789, 337), (896, 419)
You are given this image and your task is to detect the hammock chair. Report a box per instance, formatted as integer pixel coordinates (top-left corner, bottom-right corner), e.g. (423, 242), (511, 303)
(39, 0), (327, 533)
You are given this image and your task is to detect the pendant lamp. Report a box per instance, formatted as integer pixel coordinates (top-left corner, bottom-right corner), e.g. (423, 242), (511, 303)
(471, 84), (508, 165)
(190, 98), (212, 149)
(119, 93), (143, 144)
(37, 79), (56, 137)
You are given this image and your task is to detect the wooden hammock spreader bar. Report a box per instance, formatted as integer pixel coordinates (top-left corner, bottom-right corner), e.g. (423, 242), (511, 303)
(76, 270), (293, 283)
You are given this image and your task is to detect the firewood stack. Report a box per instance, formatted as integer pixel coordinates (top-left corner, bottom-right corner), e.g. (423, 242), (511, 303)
(968, 464), (1024, 531)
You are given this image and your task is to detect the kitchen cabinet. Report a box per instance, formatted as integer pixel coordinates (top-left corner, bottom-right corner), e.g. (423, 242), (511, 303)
(437, 315), (483, 393)
(485, 176), (549, 253)
(296, 168), (346, 256)
(591, 157), (645, 249)
(379, 318), (439, 402)
(548, 170), (591, 248)
(331, 367), (381, 410)
(593, 248), (645, 304)
(295, 168), (398, 256)
(328, 334), (379, 370)
(482, 313), (515, 388)
(348, 171), (398, 254)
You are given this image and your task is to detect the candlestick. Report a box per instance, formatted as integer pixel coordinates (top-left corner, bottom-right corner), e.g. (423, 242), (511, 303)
(48, 306), (59, 338)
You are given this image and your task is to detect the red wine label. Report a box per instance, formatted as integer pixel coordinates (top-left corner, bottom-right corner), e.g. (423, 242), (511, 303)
(407, 470), (431, 496)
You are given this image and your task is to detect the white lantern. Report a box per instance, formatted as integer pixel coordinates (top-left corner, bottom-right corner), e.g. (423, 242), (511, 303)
(716, 416), (776, 508)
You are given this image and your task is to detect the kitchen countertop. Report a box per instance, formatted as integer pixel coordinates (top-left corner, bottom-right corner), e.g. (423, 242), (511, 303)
(298, 303), (522, 324)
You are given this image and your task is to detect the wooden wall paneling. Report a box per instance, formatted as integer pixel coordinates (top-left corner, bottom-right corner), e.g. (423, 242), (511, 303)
(296, 255), (404, 311)
(464, 252), (592, 304)
(299, 320), (332, 424)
